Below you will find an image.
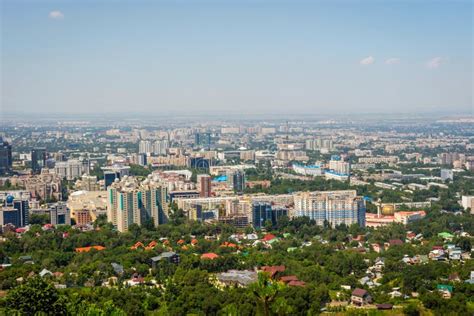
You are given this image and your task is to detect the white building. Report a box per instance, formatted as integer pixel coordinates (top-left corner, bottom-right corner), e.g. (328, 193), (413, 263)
(293, 190), (365, 227)
(54, 159), (86, 180)
(138, 140), (152, 154)
(461, 196), (474, 212)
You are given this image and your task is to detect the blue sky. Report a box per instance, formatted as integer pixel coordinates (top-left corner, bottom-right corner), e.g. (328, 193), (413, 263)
(1, 0), (472, 115)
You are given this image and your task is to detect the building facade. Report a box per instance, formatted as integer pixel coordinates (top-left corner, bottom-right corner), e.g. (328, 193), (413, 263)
(107, 176), (168, 232)
(294, 190), (366, 227)
(0, 137), (12, 175)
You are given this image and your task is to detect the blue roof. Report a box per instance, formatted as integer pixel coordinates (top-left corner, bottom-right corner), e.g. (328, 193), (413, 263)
(213, 175), (227, 182)
(325, 170), (349, 176)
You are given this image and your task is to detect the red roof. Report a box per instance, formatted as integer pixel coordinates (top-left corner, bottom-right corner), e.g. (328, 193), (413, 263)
(220, 241), (237, 248)
(261, 265), (285, 278)
(288, 280), (306, 287)
(280, 275), (299, 283)
(262, 233), (277, 241)
(389, 239), (403, 246)
(352, 288), (368, 297)
(201, 253), (219, 260)
(75, 246), (106, 253)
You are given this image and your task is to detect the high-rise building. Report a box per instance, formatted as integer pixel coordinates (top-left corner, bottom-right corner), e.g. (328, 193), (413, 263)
(328, 157), (351, 175)
(153, 140), (169, 155)
(195, 133), (211, 150)
(0, 137), (12, 175)
(138, 140), (152, 154)
(2, 195), (28, 227)
(252, 202), (288, 229)
(0, 206), (19, 227)
(107, 176), (168, 232)
(31, 148), (46, 174)
(137, 153), (147, 166)
(190, 157), (211, 170)
(229, 170), (245, 193)
(197, 174), (212, 197)
(54, 159), (85, 180)
(104, 171), (120, 188)
(440, 169), (454, 181)
(13, 199), (29, 227)
(294, 190), (366, 227)
(81, 174), (99, 191)
(50, 202), (71, 225)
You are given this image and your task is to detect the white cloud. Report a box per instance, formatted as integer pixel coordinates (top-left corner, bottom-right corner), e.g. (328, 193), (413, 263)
(385, 58), (400, 65)
(426, 57), (443, 69)
(49, 11), (64, 19)
(359, 56), (375, 65)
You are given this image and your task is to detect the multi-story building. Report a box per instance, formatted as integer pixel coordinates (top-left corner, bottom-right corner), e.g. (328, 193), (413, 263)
(54, 159), (86, 180)
(252, 202), (288, 229)
(153, 139), (169, 155)
(0, 206), (19, 227)
(195, 132), (212, 149)
(50, 202), (71, 225)
(293, 190), (365, 227)
(328, 157), (350, 175)
(107, 176), (168, 232)
(138, 140), (152, 154)
(31, 148), (47, 174)
(305, 138), (333, 151)
(0, 137), (12, 175)
(21, 169), (63, 201)
(0, 195), (28, 228)
(197, 174), (212, 198)
(358, 156), (399, 164)
(440, 169), (454, 181)
(461, 196), (474, 212)
(80, 175), (100, 191)
(228, 170), (245, 193)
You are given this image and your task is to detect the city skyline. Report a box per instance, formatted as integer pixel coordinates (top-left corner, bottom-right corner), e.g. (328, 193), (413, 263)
(1, 0), (472, 115)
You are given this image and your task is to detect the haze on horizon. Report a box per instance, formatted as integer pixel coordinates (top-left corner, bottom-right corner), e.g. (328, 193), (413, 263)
(1, 0), (473, 116)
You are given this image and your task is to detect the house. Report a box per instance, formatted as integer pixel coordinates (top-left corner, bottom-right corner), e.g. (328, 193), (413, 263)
(214, 270), (258, 288)
(288, 280), (306, 287)
(448, 247), (462, 260)
(280, 275), (299, 283)
(437, 284), (453, 299)
(448, 273), (461, 282)
(260, 265), (285, 279)
(373, 258), (385, 272)
(351, 288), (372, 306)
(388, 289), (402, 298)
(126, 274), (145, 287)
(39, 268), (53, 278)
(246, 233), (258, 240)
(371, 243), (382, 253)
(201, 253), (219, 260)
(262, 233), (277, 242)
(465, 271), (474, 284)
(75, 246), (106, 253)
(151, 252), (180, 268)
(18, 255), (34, 265)
(438, 232), (454, 240)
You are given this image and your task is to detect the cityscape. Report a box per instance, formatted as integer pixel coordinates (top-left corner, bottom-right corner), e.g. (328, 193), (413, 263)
(1, 0), (473, 315)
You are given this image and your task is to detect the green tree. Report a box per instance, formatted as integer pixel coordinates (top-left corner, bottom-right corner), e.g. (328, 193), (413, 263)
(5, 277), (67, 315)
(250, 272), (284, 316)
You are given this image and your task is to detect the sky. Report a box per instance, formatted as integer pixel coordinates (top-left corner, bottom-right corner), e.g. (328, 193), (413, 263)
(1, 0), (473, 116)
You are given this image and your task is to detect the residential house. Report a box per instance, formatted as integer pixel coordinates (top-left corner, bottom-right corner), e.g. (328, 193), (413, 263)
(351, 288), (372, 306)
